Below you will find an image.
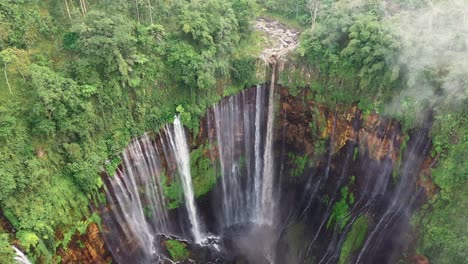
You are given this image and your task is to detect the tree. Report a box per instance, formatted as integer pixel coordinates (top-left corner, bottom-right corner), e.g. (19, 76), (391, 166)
(29, 64), (96, 139)
(0, 49), (15, 94)
(307, 0), (321, 30)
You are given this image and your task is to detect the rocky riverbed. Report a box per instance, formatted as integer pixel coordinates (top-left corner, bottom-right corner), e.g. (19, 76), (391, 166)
(254, 18), (300, 63)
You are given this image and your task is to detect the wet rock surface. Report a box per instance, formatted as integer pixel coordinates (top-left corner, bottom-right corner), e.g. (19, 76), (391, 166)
(59, 223), (112, 264)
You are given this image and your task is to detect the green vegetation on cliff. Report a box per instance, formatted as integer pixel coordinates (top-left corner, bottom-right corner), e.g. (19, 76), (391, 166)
(288, 152), (310, 178)
(165, 239), (189, 261)
(339, 215), (368, 264)
(190, 144), (219, 198)
(327, 186), (354, 231)
(416, 108), (468, 264)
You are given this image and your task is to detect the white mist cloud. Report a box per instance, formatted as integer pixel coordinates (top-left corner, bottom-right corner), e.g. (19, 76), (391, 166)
(386, 0), (468, 117)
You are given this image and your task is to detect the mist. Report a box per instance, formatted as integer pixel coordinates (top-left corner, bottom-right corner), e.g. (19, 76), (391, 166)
(386, 0), (468, 119)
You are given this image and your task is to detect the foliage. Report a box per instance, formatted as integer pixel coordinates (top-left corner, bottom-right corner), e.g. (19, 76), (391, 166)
(339, 215), (368, 264)
(0, 0), (53, 49)
(297, 0), (401, 107)
(257, 0), (318, 26)
(190, 144), (219, 198)
(161, 173), (183, 210)
(231, 57), (257, 87)
(287, 153), (309, 177)
(327, 186), (354, 230)
(416, 107), (468, 263)
(16, 231), (40, 252)
(0, 233), (14, 263)
(165, 239), (189, 261)
(279, 68), (309, 96)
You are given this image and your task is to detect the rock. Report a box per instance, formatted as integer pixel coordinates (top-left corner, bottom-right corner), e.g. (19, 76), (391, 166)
(59, 223), (112, 264)
(255, 18), (300, 63)
(408, 254), (430, 264)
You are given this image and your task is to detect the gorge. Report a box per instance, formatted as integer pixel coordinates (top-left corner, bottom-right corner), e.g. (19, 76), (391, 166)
(0, 1), (466, 264)
(98, 81), (434, 263)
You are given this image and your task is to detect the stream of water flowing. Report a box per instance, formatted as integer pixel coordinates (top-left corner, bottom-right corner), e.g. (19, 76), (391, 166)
(213, 84), (278, 228)
(12, 246), (32, 264)
(165, 116), (204, 244)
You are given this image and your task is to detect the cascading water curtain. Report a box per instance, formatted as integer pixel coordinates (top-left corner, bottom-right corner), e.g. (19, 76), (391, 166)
(208, 83), (281, 228)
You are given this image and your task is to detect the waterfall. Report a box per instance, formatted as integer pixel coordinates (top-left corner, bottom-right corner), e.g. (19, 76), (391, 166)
(210, 83), (279, 228)
(12, 246), (32, 264)
(355, 129), (431, 263)
(165, 116), (204, 243)
(102, 135), (170, 263)
(253, 84), (265, 221)
(260, 61), (277, 225)
(98, 78), (430, 264)
(213, 85), (266, 226)
(100, 85), (431, 264)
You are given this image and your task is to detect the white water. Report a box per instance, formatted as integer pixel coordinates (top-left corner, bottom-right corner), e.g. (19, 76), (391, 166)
(99, 82), (430, 264)
(253, 84), (265, 220)
(211, 85), (279, 227)
(166, 116), (204, 243)
(260, 62), (277, 225)
(103, 134), (171, 263)
(102, 121), (206, 263)
(12, 246), (32, 264)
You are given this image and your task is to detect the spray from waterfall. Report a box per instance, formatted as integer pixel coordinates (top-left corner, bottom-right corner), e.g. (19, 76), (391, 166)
(210, 83), (279, 228)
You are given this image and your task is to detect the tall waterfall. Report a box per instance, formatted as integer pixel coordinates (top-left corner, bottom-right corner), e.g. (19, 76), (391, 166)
(102, 134), (169, 263)
(355, 128), (431, 264)
(165, 116), (204, 243)
(12, 246), (32, 264)
(211, 84), (278, 227)
(101, 116), (206, 263)
(260, 62), (278, 225)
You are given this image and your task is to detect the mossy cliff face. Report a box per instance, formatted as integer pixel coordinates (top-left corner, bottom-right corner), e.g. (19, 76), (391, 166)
(191, 85), (435, 262)
(278, 86), (435, 198)
(275, 86), (436, 263)
(94, 84), (436, 263)
(58, 223), (111, 264)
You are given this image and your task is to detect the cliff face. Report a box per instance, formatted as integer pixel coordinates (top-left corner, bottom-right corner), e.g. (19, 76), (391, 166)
(58, 223), (111, 264)
(277, 86), (436, 200)
(89, 84), (437, 263)
(276, 85), (437, 263)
